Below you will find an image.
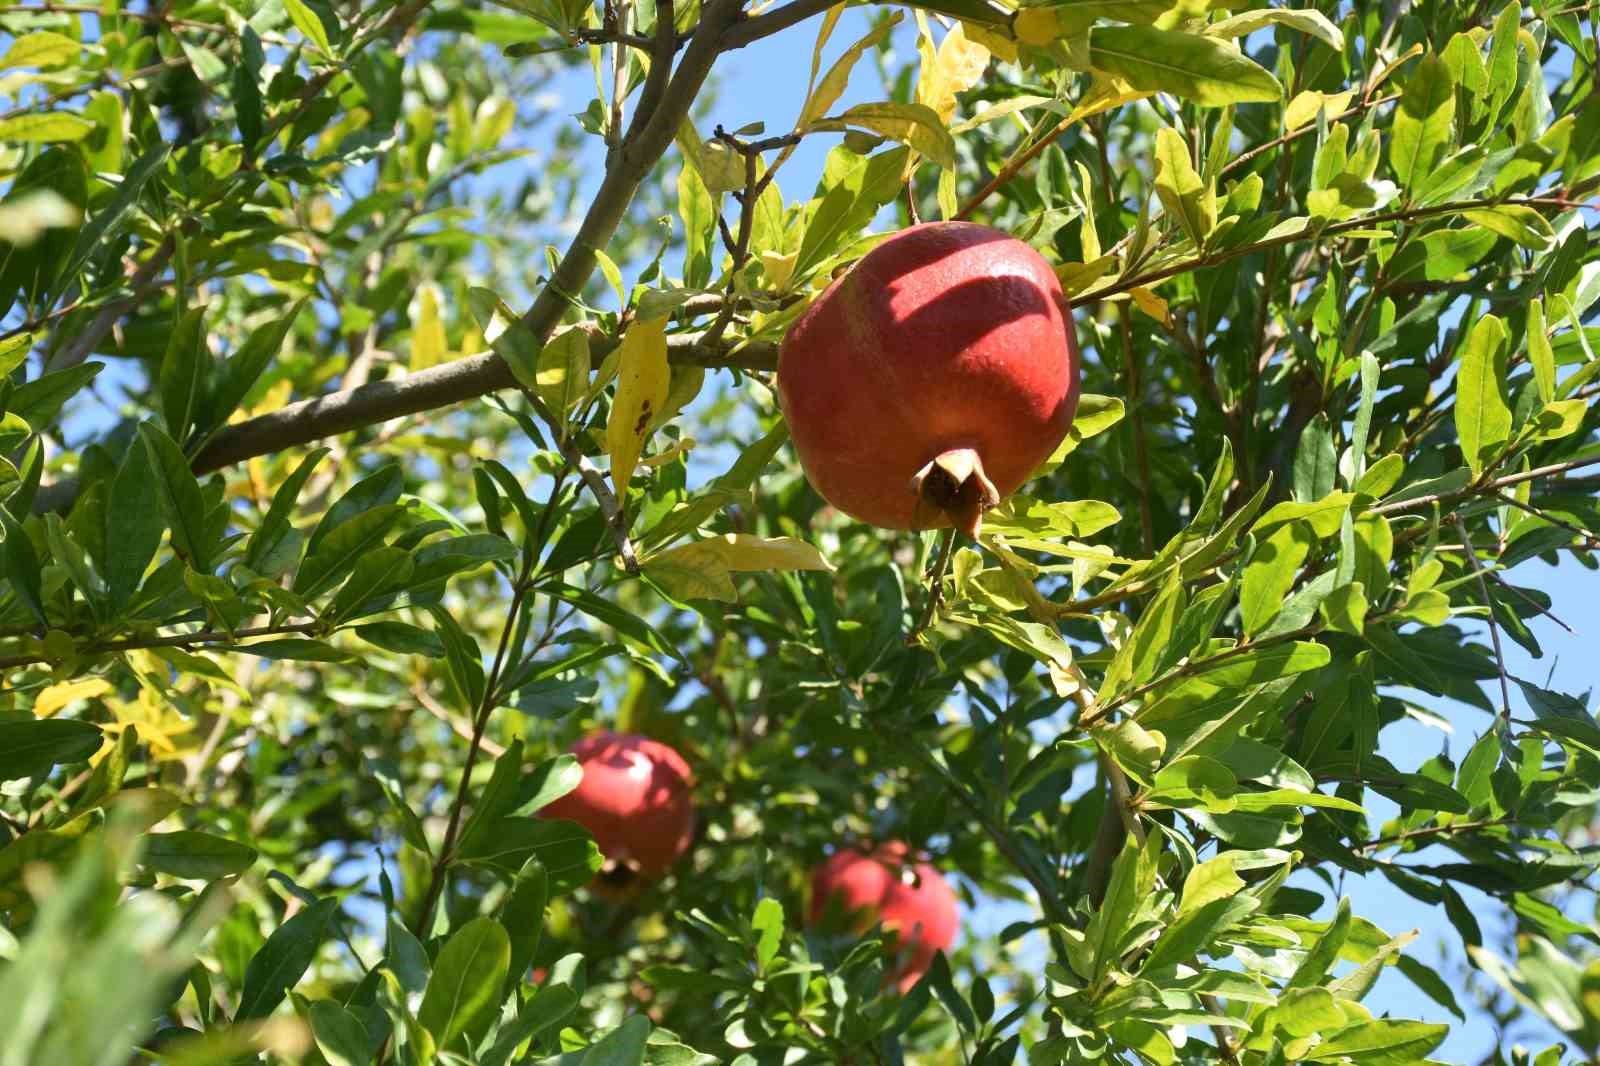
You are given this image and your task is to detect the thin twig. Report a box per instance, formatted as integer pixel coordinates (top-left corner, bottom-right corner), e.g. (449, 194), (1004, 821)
(909, 528), (958, 642)
(1495, 489), (1600, 548)
(411, 578), (532, 936)
(1357, 816), (1511, 853)
(0, 622), (321, 671)
(1452, 512), (1513, 724)
(1371, 455), (1600, 516)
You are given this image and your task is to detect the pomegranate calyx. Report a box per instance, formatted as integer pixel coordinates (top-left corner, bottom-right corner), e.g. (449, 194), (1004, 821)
(909, 447), (1000, 540)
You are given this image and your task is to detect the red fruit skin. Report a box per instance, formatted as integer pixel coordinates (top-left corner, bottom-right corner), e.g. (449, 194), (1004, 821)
(808, 843), (960, 992)
(541, 732), (694, 879)
(777, 221), (1080, 530)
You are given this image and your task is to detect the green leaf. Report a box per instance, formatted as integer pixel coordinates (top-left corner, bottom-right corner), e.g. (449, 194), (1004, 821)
(293, 505), (406, 599)
(1088, 25), (1282, 107)
(0, 112), (95, 142)
(0, 31), (81, 70)
(202, 299), (307, 441)
(104, 441), (164, 611)
(284, 0), (336, 55)
(9, 362), (102, 428)
(326, 545), (415, 622)
(1527, 298), (1556, 405)
(309, 1001), (370, 1066)
(502, 859), (549, 993)
(356, 621), (445, 658)
(1240, 522), (1315, 636)
(233, 26), (265, 159)
(1087, 834), (1160, 980)
(1293, 414), (1337, 503)
(1303, 1020), (1448, 1061)
(1390, 55), (1456, 190)
(510, 753), (585, 817)
(159, 307), (208, 443)
(582, 1015), (652, 1066)
(56, 144), (169, 294)
(243, 448), (328, 576)
(137, 423), (214, 573)
(237, 897), (339, 1019)
(456, 817), (601, 894)
(1153, 126), (1214, 246)
(140, 830), (258, 880)
(752, 897), (784, 971)
(482, 970), (584, 1066)
(1101, 570), (1186, 701)
(1454, 313), (1511, 476)
(0, 719), (101, 781)
(813, 102), (956, 169)
(1287, 896), (1350, 989)
(1206, 9), (1344, 52)
(800, 15), (901, 130)
(237, 638), (351, 662)
(0, 504), (47, 626)
(1463, 205), (1555, 249)
(418, 917), (512, 1051)
(302, 464), (404, 560)
(1146, 756), (1238, 811)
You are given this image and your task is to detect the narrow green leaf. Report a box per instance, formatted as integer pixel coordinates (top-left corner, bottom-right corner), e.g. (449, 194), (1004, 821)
(1088, 25), (1282, 107)
(1390, 55), (1456, 190)
(138, 423), (213, 572)
(159, 307), (208, 444)
(140, 830), (258, 880)
(237, 897), (339, 1019)
(417, 917), (512, 1051)
(0, 719), (101, 781)
(1454, 314), (1511, 476)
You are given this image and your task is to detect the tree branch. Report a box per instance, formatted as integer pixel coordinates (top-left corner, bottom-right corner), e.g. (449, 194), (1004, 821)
(32, 332), (776, 514)
(520, 0), (747, 344)
(720, 0), (839, 50)
(0, 622), (321, 671)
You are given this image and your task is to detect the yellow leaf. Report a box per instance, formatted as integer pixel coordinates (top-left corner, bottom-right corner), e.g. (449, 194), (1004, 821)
(800, 13), (902, 131)
(606, 315), (671, 498)
(761, 250), (797, 290)
(33, 678), (111, 718)
(1129, 286), (1168, 322)
(538, 326), (590, 416)
(409, 282), (447, 371)
(918, 24), (990, 125)
(1284, 89), (1354, 131)
(640, 437), (696, 468)
(644, 534), (834, 603)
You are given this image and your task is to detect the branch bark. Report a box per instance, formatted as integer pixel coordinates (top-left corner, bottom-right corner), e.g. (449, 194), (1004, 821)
(32, 332), (776, 514)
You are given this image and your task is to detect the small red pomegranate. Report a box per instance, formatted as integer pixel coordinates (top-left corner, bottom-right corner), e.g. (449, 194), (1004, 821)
(807, 842), (960, 992)
(777, 221), (1080, 537)
(541, 732), (694, 887)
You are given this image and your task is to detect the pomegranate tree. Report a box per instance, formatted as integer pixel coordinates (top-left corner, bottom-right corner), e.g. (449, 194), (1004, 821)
(807, 842), (960, 991)
(542, 732), (695, 886)
(777, 221), (1080, 538)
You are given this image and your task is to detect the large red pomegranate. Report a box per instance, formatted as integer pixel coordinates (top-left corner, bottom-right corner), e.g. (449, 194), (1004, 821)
(807, 842), (960, 991)
(777, 221), (1080, 538)
(541, 732), (694, 885)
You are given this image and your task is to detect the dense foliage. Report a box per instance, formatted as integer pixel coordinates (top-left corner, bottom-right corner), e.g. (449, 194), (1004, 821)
(1, 0), (1598, 1062)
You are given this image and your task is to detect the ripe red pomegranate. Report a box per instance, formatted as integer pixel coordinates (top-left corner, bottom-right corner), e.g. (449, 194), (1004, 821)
(541, 732), (694, 886)
(808, 843), (960, 992)
(777, 221), (1080, 538)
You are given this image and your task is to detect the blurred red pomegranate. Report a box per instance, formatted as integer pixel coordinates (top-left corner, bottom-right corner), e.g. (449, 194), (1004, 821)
(778, 221), (1080, 538)
(808, 842), (959, 992)
(542, 732), (694, 885)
